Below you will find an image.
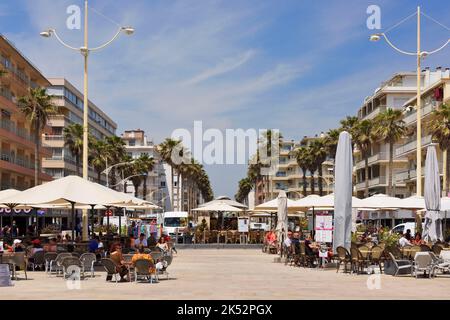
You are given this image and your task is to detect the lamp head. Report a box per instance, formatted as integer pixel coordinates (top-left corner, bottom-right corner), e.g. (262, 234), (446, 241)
(40, 30), (52, 38)
(420, 51), (429, 58)
(122, 27), (135, 35)
(369, 34), (381, 42)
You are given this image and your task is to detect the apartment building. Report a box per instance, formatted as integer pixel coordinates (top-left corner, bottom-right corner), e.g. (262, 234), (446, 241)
(354, 70), (445, 198)
(0, 35), (53, 190)
(122, 129), (170, 211)
(42, 78), (117, 181)
(394, 67), (450, 197)
(258, 136), (334, 203)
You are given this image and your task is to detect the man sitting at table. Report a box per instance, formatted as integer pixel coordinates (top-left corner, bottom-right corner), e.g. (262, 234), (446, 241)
(134, 233), (148, 248)
(398, 233), (412, 247)
(110, 243), (130, 282)
(131, 244), (155, 274)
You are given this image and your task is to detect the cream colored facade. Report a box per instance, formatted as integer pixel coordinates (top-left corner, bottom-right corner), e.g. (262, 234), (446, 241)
(354, 70), (446, 198)
(42, 78), (117, 181)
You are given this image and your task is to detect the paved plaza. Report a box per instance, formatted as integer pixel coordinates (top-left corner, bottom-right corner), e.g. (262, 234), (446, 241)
(1, 249), (449, 300)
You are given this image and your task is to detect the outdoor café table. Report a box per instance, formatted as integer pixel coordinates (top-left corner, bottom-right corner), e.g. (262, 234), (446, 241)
(401, 248), (412, 259)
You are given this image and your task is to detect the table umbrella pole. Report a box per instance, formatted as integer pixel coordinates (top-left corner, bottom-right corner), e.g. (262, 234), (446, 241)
(71, 202), (75, 242)
(90, 205), (95, 238)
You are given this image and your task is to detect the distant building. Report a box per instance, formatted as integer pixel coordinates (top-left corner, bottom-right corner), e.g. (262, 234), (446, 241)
(42, 78), (117, 182)
(0, 35), (53, 190)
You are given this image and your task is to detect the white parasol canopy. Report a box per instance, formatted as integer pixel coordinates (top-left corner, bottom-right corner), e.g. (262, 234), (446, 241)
(255, 197), (303, 212)
(294, 193), (364, 209)
(358, 194), (403, 209)
(192, 201), (243, 212)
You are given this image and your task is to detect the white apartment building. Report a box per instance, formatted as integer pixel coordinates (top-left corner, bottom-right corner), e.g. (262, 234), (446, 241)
(121, 129), (171, 211)
(42, 78), (117, 182)
(354, 69), (445, 198)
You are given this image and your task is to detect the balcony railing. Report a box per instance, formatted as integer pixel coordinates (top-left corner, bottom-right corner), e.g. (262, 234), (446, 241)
(403, 102), (437, 125)
(0, 118), (37, 143)
(395, 135), (432, 157)
(0, 151), (35, 170)
(355, 152), (389, 169)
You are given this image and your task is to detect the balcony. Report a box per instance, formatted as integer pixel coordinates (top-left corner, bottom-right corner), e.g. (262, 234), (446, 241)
(355, 152), (389, 170)
(403, 102), (437, 126)
(47, 115), (69, 127)
(0, 151), (35, 170)
(42, 135), (64, 147)
(0, 118), (37, 143)
(395, 135), (432, 157)
(361, 105), (386, 121)
(355, 176), (386, 190)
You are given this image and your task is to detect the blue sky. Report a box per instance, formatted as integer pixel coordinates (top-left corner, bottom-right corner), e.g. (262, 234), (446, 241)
(2, 0), (450, 197)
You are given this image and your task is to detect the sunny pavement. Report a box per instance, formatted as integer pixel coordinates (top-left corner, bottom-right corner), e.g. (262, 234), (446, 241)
(1, 248), (449, 300)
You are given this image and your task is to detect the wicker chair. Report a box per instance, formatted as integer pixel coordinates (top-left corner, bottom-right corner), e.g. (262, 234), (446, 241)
(370, 245), (385, 273)
(134, 259), (157, 283)
(61, 256), (83, 280)
(351, 247), (368, 274)
(101, 258), (119, 283)
(336, 246), (351, 273)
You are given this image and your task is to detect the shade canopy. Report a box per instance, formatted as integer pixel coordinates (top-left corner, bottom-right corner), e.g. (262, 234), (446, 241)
(0, 175), (136, 207)
(255, 197), (303, 212)
(0, 189), (21, 208)
(399, 195), (425, 209)
(423, 145), (443, 242)
(192, 201), (243, 212)
(358, 194), (402, 209)
(200, 196), (247, 209)
(294, 193), (364, 209)
(333, 131), (353, 252)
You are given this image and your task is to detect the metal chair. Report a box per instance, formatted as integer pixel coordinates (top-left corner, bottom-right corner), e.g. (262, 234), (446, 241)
(388, 252), (413, 277)
(80, 253), (96, 278)
(413, 252), (434, 278)
(44, 252), (58, 273)
(50, 253), (72, 275)
(61, 256), (83, 280)
(29, 250), (46, 271)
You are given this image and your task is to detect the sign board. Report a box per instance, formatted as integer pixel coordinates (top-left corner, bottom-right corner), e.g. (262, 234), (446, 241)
(315, 215), (333, 243)
(0, 264), (12, 287)
(238, 218), (249, 233)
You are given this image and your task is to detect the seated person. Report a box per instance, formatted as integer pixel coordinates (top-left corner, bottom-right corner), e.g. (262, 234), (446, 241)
(147, 234), (157, 247)
(88, 236), (100, 254)
(156, 236), (169, 253)
(28, 239), (44, 268)
(398, 233), (412, 247)
(134, 233), (148, 248)
(283, 231), (293, 252)
(109, 243), (130, 282)
(44, 238), (57, 252)
(12, 239), (24, 252)
(412, 232), (424, 245)
(131, 244), (156, 273)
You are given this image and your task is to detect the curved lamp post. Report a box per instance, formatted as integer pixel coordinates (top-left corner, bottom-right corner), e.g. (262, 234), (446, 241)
(370, 6), (450, 197)
(41, 1), (134, 241)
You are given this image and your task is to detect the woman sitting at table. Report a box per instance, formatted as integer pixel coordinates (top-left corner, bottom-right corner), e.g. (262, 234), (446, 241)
(110, 242), (130, 282)
(412, 232), (425, 245)
(156, 236), (169, 253)
(131, 244), (155, 273)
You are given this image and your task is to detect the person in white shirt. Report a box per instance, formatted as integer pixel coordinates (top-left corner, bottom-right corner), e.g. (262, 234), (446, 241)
(283, 231), (293, 248)
(134, 233), (148, 248)
(399, 233), (412, 247)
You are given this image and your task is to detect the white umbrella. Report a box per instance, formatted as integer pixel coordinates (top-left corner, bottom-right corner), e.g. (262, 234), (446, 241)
(358, 194), (403, 209)
(0, 176), (132, 207)
(423, 145), (443, 242)
(254, 197), (302, 212)
(276, 190), (288, 247)
(333, 131), (353, 252)
(294, 193), (364, 209)
(192, 201), (243, 212)
(399, 195), (425, 209)
(200, 196), (248, 209)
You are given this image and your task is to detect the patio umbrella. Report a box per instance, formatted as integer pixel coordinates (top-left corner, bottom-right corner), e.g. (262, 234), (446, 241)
(192, 201), (243, 212)
(254, 197), (302, 212)
(200, 196), (248, 209)
(276, 190), (288, 248)
(358, 194), (402, 209)
(333, 131), (353, 252)
(423, 145), (443, 242)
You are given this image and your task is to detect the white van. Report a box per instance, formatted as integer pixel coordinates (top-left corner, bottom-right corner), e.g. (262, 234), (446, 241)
(391, 222), (418, 236)
(162, 211), (188, 238)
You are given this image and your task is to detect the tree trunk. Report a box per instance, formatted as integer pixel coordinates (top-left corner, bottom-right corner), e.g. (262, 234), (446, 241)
(309, 169), (315, 194)
(34, 120), (39, 186)
(97, 171), (101, 184)
(143, 175), (147, 200)
(318, 165), (323, 196)
(388, 140), (394, 196)
(76, 156), (80, 177)
(364, 151), (369, 198)
(444, 148), (449, 196)
(302, 168), (307, 196)
(171, 167), (175, 210)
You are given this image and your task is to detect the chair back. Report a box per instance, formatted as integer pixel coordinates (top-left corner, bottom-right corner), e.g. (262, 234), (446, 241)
(101, 258), (117, 274)
(350, 247), (362, 262)
(152, 252), (163, 261)
(44, 252), (58, 264)
(414, 252), (432, 268)
(389, 246), (402, 259)
(11, 252), (27, 270)
(61, 256), (81, 268)
(71, 252), (80, 258)
(358, 245), (370, 259)
(134, 259), (151, 275)
(388, 252), (399, 268)
(336, 246), (349, 261)
(420, 244), (431, 252)
(370, 246), (383, 261)
(432, 244), (443, 255)
(55, 253), (72, 265)
(80, 253), (96, 268)
(32, 250), (46, 265)
(163, 254), (173, 266)
(428, 252), (441, 264)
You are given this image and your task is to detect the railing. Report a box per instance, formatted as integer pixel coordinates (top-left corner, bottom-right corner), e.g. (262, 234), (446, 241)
(403, 102), (437, 125)
(395, 135), (432, 157)
(0, 118), (36, 143)
(355, 152), (389, 169)
(43, 135), (64, 141)
(0, 151), (35, 170)
(362, 105), (386, 120)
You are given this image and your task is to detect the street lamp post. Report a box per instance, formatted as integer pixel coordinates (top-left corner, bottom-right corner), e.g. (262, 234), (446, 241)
(370, 6), (450, 196)
(41, 1), (134, 241)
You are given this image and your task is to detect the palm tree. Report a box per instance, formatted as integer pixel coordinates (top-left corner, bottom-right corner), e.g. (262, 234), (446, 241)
(105, 136), (126, 189)
(18, 87), (57, 185)
(158, 138), (182, 208)
(428, 103), (450, 195)
(353, 120), (374, 197)
(323, 128), (341, 159)
(305, 146), (318, 194)
(373, 108), (406, 196)
(309, 138), (327, 196)
(89, 139), (108, 183)
(340, 116), (359, 135)
(235, 177), (253, 205)
(63, 123), (84, 176)
(295, 146), (310, 196)
(138, 154), (155, 200)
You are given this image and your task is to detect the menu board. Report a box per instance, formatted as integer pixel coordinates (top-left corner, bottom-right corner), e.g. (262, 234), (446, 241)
(315, 215), (333, 243)
(238, 218), (249, 233)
